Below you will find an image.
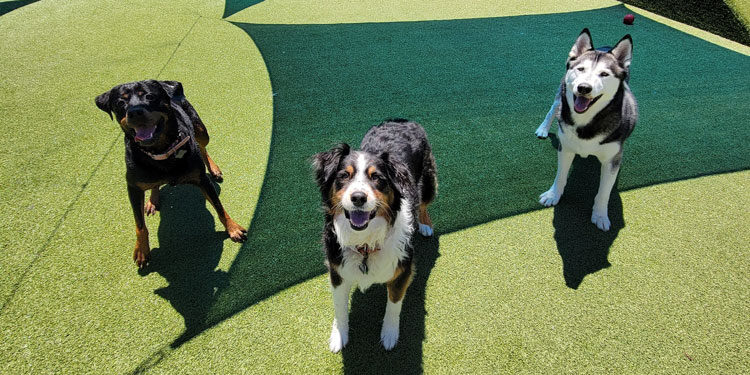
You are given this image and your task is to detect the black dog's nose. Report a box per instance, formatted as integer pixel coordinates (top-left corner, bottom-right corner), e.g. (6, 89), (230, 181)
(577, 84), (592, 95)
(127, 106), (145, 118)
(350, 192), (367, 207)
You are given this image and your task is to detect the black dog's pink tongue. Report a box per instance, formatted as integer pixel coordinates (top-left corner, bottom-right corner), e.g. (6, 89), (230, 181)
(134, 126), (156, 142)
(349, 210), (370, 227)
(574, 96), (592, 113)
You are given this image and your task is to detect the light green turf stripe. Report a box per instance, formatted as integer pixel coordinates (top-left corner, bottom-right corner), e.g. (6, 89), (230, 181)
(625, 4), (750, 55)
(226, 0), (619, 24)
(148, 171), (748, 374)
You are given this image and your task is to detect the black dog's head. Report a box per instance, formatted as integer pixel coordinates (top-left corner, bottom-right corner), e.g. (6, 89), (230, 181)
(95, 80), (183, 147)
(313, 144), (413, 231)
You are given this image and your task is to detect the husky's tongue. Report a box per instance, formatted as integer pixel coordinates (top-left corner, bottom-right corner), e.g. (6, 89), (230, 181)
(134, 126), (156, 142)
(349, 210), (371, 227)
(574, 96), (592, 113)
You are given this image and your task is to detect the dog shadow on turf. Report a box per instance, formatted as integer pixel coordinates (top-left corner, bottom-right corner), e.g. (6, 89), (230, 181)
(137, 182), (230, 347)
(548, 134), (625, 289)
(341, 233), (440, 375)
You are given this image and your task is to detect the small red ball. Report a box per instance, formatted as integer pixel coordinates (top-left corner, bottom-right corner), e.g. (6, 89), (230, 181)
(623, 14), (635, 25)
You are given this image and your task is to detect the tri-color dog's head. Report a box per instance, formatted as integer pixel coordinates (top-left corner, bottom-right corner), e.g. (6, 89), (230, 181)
(313, 144), (412, 232)
(95, 80), (182, 147)
(565, 28), (633, 114)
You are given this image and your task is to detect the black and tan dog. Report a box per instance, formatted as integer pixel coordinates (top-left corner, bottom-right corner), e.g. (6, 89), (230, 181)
(95, 80), (247, 268)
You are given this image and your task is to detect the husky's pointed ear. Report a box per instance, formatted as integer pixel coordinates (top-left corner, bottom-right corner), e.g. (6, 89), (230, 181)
(312, 143), (350, 200)
(568, 28), (594, 61)
(610, 34), (633, 70)
(95, 88), (114, 120)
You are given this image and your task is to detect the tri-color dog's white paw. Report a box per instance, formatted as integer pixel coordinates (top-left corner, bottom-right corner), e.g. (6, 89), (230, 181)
(329, 321), (348, 353)
(418, 223), (433, 237)
(535, 123), (550, 139)
(591, 211), (611, 231)
(539, 189), (562, 207)
(380, 321), (400, 351)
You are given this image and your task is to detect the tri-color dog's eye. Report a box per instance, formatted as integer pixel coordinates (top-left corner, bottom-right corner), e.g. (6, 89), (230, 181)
(599, 72), (610, 77)
(336, 170), (350, 180)
(370, 172), (383, 181)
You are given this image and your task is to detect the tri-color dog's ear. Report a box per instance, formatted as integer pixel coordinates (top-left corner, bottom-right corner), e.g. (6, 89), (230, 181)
(610, 34), (633, 70)
(568, 28), (594, 62)
(380, 152), (416, 203)
(156, 80), (185, 101)
(312, 143), (351, 197)
(95, 88), (114, 120)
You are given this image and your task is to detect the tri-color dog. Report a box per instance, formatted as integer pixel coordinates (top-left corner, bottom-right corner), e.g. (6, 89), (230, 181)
(313, 119), (437, 352)
(95, 80), (247, 268)
(535, 29), (637, 231)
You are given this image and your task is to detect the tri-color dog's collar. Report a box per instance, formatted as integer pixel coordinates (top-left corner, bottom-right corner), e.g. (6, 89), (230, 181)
(355, 244), (380, 256)
(140, 134), (189, 161)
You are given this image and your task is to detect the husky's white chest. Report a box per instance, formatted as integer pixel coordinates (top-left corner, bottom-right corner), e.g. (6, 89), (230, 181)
(558, 124), (621, 159)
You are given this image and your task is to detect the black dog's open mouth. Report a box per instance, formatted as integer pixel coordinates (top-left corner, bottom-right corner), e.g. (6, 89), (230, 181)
(344, 209), (377, 231)
(573, 94), (602, 113)
(133, 117), (165, 144)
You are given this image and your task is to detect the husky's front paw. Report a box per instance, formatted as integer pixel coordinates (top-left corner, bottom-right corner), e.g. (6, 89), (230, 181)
(329, 320), (348, 353)
(418, 223), (433, 237)
(591, 211), (611, 231)
(380, 320), (400, 351)
(535, 122), (550, 139)
(539, 189), (562, 207)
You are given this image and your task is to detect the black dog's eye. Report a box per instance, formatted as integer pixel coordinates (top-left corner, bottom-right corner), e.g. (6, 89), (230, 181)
(117, 99), (127, 108)
(144, 93), (155, 101)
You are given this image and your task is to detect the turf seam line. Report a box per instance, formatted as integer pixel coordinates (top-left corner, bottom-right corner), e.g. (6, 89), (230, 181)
(0, 132), (120, 314)
(156, 15), (201, 79)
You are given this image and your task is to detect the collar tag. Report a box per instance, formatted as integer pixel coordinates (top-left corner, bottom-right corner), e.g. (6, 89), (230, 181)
(175, 149), (187, 159)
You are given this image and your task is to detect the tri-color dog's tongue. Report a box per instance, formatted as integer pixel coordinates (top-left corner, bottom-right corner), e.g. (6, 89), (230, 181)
(134, 126), (156, 142)
(574, 96), (592, 113)
(349, 210), (370, 227)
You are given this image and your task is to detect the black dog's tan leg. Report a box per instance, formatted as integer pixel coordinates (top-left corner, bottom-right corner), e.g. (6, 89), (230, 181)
(194, 122), (223, 182)
(382, 261), (414, 350)
(144, 187), (160, 216)
(127, 184), (150, 268)
(197, 173), (247, 242)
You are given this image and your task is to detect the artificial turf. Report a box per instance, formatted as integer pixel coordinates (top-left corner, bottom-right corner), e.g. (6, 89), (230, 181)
(0, 1), (748, 374)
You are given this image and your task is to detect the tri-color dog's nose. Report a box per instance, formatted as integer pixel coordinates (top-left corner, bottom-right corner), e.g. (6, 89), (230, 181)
(576, 84), (592, 95)
(350, 192), (367, 207)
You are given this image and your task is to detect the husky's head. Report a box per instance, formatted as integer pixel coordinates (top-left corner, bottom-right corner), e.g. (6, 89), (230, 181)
(564, 28), (632, 116)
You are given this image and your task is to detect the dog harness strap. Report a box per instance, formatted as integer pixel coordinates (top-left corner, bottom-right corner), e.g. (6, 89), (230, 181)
(142, 136), (190, 161)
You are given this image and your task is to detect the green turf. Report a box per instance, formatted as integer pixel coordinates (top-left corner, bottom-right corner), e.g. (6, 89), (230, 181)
(0, 0), (748, 374)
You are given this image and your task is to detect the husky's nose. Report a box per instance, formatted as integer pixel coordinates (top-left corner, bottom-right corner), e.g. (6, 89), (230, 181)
(350, 192), (367, 207)
(576, 84), (592, 95)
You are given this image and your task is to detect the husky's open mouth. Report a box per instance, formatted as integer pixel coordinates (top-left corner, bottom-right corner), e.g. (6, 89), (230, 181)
(344, 209), (377, 231)
(573, 94), (602, 113)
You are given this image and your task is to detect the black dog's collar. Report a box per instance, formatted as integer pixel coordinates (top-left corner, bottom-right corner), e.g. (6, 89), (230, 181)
(140, 132), (189, 161)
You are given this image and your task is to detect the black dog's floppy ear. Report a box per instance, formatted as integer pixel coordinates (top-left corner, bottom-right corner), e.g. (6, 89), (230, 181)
(156, 80), (185, 101)
(312, 143), (350, 201)
(95, 88), (114, 120)
(568, 28), (593, 63)
(381, 152), (416, 202)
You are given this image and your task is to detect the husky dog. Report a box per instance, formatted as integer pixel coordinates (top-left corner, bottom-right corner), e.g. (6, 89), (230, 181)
(535, 28), (637, 231)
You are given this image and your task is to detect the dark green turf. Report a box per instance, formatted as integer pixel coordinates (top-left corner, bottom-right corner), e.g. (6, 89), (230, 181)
(223, 0), (263, 18)
(143, 3), (750, 355)
(0, 0), (37, 16)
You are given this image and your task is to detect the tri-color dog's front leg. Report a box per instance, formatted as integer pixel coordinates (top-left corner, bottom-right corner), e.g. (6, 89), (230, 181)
(197, 173), (247, 242)
(127, 184), (150, 268)
(382, 261), (414, 350)
(329, 267), (351, 353)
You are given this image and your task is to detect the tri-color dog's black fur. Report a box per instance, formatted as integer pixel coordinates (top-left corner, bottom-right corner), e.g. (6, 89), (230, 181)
(95, 80), (247, 268)
(313, 119), (437, 351)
